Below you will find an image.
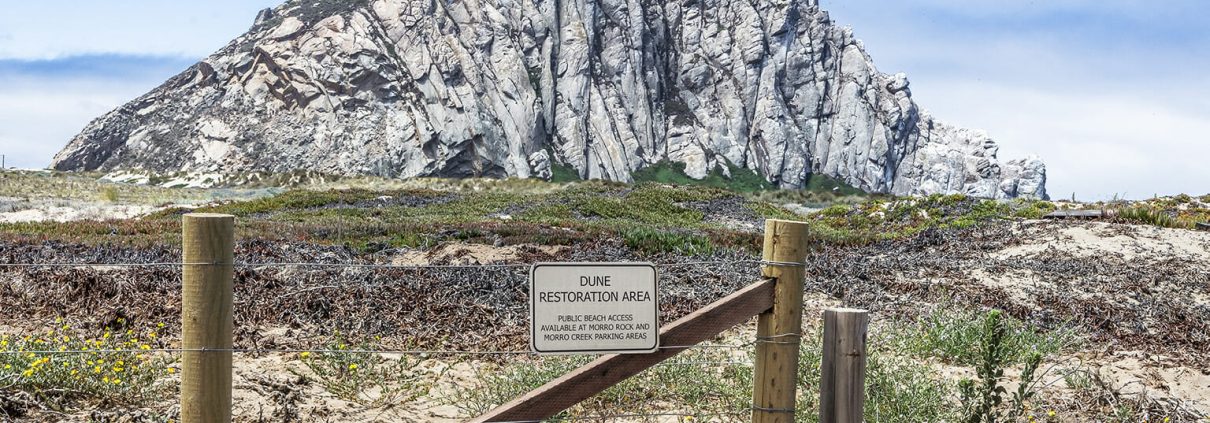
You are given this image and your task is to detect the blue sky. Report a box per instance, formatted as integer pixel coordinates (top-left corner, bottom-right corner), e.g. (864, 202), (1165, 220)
(0, 1), (1206, 199)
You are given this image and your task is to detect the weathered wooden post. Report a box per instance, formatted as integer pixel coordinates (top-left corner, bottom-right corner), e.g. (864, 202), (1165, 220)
(752, 219), (810, 423)
(820, 308), (869, 423)
(181, 213), (235, 423)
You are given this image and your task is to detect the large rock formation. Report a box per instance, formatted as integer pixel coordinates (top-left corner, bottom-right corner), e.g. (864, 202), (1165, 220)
(52, 0), (1047, 198)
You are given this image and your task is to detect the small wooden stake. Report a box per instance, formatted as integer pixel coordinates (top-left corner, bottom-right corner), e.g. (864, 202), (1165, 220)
(181, 213), (234, 423)
(752, 219), (810, 423)
(820, 308), (869, 423)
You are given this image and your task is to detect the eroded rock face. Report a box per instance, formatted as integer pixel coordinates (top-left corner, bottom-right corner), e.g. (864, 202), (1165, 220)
(51, 0), (1047, 199)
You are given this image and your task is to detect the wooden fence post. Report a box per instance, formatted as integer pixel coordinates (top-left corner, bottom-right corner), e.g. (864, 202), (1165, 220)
(752, 219), (810, 423)
(820, 308), (869, 423)
(181, 213), (235, 423)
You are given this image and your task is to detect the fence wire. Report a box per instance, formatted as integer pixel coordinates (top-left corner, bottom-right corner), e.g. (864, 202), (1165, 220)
(0, 256), (801, 419)
(0, 259), (802, 269)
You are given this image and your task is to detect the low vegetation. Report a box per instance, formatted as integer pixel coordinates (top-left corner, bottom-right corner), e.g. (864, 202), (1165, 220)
(2, 169), (1207, 420)
(891, 303), (1079, 367)
(0, 319), (175, 413)
(447, 305), (1091, 422)
(631, 161), (776, 193)
(293, 336), (432, 406)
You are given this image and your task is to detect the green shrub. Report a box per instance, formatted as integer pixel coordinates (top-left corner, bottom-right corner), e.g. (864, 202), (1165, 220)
(0, 320), (176, 409)
(548, 163), (582, 183)
(796, 331), (958, 423)
(957, 311), (1044, 423)
(621, 227), (714, 255)
(801, 173), (866, 196)
(1115, 207), (1189, 229)
(293, 336), (432, 406)
(1012, 200), (1056, 219)
(631, 161), (775, 193)
(446, 351), (751, 420)
(892, 305), (1078, 366)
(98, 186), (119, 202)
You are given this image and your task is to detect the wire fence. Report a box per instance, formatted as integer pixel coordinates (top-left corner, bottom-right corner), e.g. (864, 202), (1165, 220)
(0, 257), (774, 267)
(0, 256), (802, 421)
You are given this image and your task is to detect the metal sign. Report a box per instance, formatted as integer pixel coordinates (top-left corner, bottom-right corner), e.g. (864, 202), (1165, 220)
(529, 263), (659, 354)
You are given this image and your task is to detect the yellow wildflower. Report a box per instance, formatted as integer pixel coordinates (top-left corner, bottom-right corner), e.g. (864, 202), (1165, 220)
(348, 363), (358, 370)
(102, 376), (109, 383)
(113, 367), (124, 373)
(140, 344), (151, 351)
(157, 323), (165, 328)
(167, 367), (176, 374)
(93, 366), (102, 374)
(70, 369), (78, 376)
(112, 378), (121, 385)
(1047, 410), (1056, 417)
(299, 351), (311, 359)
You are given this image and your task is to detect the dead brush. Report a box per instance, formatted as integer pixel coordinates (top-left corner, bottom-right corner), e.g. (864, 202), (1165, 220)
(1058, 367), (1207, 422)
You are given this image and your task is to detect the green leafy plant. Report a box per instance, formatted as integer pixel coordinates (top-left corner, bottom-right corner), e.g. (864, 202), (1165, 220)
(895, 304), (1078, 366)
(294, 336), (432, 406)
(958, 311), (1045, 423)
(959, 310), (1010, 423)
(1115, 207), (1189, 229)
(0, 320), (176, 411)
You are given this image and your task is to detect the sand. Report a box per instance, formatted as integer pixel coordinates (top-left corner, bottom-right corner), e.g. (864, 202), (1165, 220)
(0, 197), (162, 223)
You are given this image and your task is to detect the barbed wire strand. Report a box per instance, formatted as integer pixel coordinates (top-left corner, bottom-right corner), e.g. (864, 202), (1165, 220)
(0, 259), (803, 269)
(0, 342), (769, 356)
(491, 409), (751, 422)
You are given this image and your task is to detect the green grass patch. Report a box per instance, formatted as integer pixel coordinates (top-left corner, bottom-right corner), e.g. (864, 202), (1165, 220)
(802, 173), (865, 196)
(631, 161), (775, 193)
(890, 305), (1080, 367)
(0, 320), (176, 410)
(445, 349), (752, 420)
(293, 336), (432, 406)
(447, 329), (958, 422)
(548, 163), (582, 183)
(1114, 207), (1192, 229)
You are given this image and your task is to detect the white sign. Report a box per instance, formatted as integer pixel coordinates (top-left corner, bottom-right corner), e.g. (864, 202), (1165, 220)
(530, 263), (660, 354)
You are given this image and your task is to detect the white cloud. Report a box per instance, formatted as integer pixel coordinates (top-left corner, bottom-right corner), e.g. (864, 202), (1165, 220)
(0, 74), (165, 169)
(919, 80), (1210, 200)
(823, 0), (1210, 199)
(0, 1), (280, 60)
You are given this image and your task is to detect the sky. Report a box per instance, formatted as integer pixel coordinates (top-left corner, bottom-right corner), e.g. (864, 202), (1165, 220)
(0, 1), (1207, 199)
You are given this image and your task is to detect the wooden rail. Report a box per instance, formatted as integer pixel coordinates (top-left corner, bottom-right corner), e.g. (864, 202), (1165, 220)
(472, 278), (777, 422)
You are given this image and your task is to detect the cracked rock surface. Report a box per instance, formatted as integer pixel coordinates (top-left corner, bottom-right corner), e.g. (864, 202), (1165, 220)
(52, 0), (1046, 199)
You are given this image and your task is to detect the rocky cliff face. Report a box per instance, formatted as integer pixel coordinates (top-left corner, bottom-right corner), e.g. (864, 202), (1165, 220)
(52, 0), (1047, 199)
